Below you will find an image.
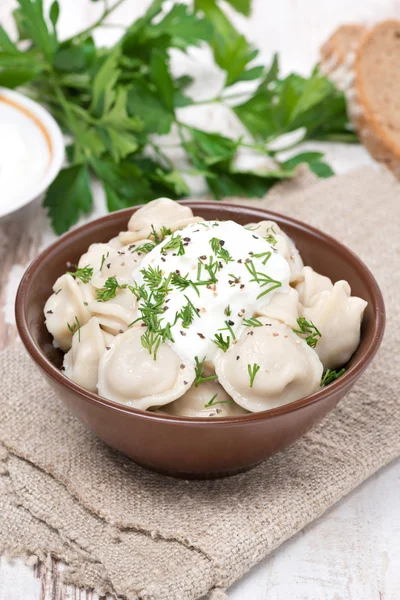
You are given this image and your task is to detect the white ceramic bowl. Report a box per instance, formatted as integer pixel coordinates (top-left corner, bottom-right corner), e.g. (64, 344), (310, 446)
(0, 88), (64, 219)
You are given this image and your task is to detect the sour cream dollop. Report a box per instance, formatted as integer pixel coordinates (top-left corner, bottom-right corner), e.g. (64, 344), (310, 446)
(133, 220), (290, 363)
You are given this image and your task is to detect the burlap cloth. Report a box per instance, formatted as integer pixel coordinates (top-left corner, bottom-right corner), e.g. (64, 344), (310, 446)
(0, 166), (399, 599)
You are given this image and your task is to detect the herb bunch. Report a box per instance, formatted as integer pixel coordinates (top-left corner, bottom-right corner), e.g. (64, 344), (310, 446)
(0, 0), (357, 234)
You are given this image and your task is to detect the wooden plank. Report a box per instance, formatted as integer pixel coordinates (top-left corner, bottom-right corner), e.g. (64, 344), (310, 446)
(0, 200), (46, 349)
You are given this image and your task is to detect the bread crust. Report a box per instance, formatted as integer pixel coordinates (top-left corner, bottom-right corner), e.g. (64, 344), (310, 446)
(354, 20), (400, 174)
(320, 24), (366, 67)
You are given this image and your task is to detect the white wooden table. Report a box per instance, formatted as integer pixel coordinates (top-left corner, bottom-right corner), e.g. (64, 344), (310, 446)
(1, 1), (400, 598)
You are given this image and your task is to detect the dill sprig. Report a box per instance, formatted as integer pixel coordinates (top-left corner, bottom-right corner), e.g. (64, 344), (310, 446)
(96, 277), (127, 302)
(264, 226), (277, 247)
(67, 316), (81, 341)
(224, 305), (232, 316)
(252, 251), (271, 265)
(248, 363), (260, 387)
(321, 368), (345, 386)
(204, 393), (234, 408)
(67, 265), (93, 284)
(292, 317), (322, 348)
(140, 265), (164, 290)
(209, 237), (234, 264)
(199, 255), (218, 283)
(100, 252), (109, 271)
(212, 332), (230, 352)
(131, 242), (156, 254)
(243, 317), (263, 327)
(244, 259), (260, 283)
(244, 259), (282, 298)
(171, 272), (191, 291)
(218, 320), (236, 340)
(194, 356), (218, 387)
(148, 225), (173, 244)
(162, 233), (185, 255)
(141, 329), (161, 359)
(178, 295), (200, 329)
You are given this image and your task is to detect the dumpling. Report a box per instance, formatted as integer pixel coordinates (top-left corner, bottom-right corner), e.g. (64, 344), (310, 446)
(158, 381), (249, 418)
(215, 317), (323, 412)
(90, 245), (144, 289)
(107, 236), (124, 250)
(295, 266), (333, 307)
(97, 326), (195, 410)
(246, 220), (303, 283)
(63, 317), (107, 392)
(44, 274), (92, 351)
(119, 198), (204, 244)
(301, 281), (367, 369)
(255, 287), (300, 328)
(87, 288), (138, 336)
(77, 243), (115, 273)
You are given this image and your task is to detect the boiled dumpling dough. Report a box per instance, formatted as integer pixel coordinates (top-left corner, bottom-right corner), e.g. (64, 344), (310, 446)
(44, 274), (92, 351)
(63, 317), (107, 392)
(78, 243), (114, 273)
(256, 287), (300, 328)
(295, 266), (333, 307)
(90, 245), (144, 288)
(301, 280), (367, 369)
(246, 220), (304, 283)
(215, 317), (323, 412)
(159, 381), (248, 417)
(98, 326), (195, 410)
(119, 198), (204, 244)
(87, 288), (138, 336)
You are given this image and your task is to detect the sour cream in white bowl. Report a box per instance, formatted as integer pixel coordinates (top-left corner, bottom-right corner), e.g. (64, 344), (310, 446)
(0, 87), (64, 219)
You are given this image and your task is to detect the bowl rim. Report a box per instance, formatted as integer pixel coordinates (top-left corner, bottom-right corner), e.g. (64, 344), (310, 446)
(15, 201), (386, 425)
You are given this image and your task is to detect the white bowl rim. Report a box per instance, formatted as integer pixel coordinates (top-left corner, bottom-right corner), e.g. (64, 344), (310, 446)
(0, 87), (65, 219)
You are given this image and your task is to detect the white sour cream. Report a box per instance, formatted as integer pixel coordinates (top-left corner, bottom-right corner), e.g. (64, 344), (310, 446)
(134, 220), (290, 363)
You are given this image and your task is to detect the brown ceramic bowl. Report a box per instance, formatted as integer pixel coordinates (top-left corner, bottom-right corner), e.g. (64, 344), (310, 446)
(15, 203), (385, 478)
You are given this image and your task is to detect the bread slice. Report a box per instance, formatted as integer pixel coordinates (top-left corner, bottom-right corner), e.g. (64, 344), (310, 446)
(320, 24), (367, 90)
(353, 20), (400, 178)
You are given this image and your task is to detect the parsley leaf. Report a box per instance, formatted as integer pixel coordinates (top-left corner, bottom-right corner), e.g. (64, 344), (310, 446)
(2, 0), (356, 233)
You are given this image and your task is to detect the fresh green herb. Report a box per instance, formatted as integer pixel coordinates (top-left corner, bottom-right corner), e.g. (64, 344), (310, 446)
(194, 356), (218, 387)
(96, 277), (126, 302)
(321, 368), (345, 386)
(212, 332), (231, 352)
(140, 266), (163, 290)
(179, 295), (199, 328)
(0, 0), (355, 234)
(255, 274), (282, 299)
(132, 242), (155, 254)
(162, 234), (185, 255)
(264, 227), (277, 247)
(224, 305), (232, 316)
(171, 272), (191, 291)
(252, 251), (271, 265)
(243, 317), (263, 327)
(244, 259), (282, 298)
(201, 256), (219, 283)
(204, 393), (234, 408)
(209, 237), (234, 264)
(244, 259), (260, 283)
(149, 225), (173, 245)
(67, 265), (93, 284)
(218, 320), (236, 340)
(67, 316), (81, 341)
(100, 253), (109, 271)
(292, 317), (322, 348)
(247, 363), (260, 387)
(141, 329), (161, 360)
